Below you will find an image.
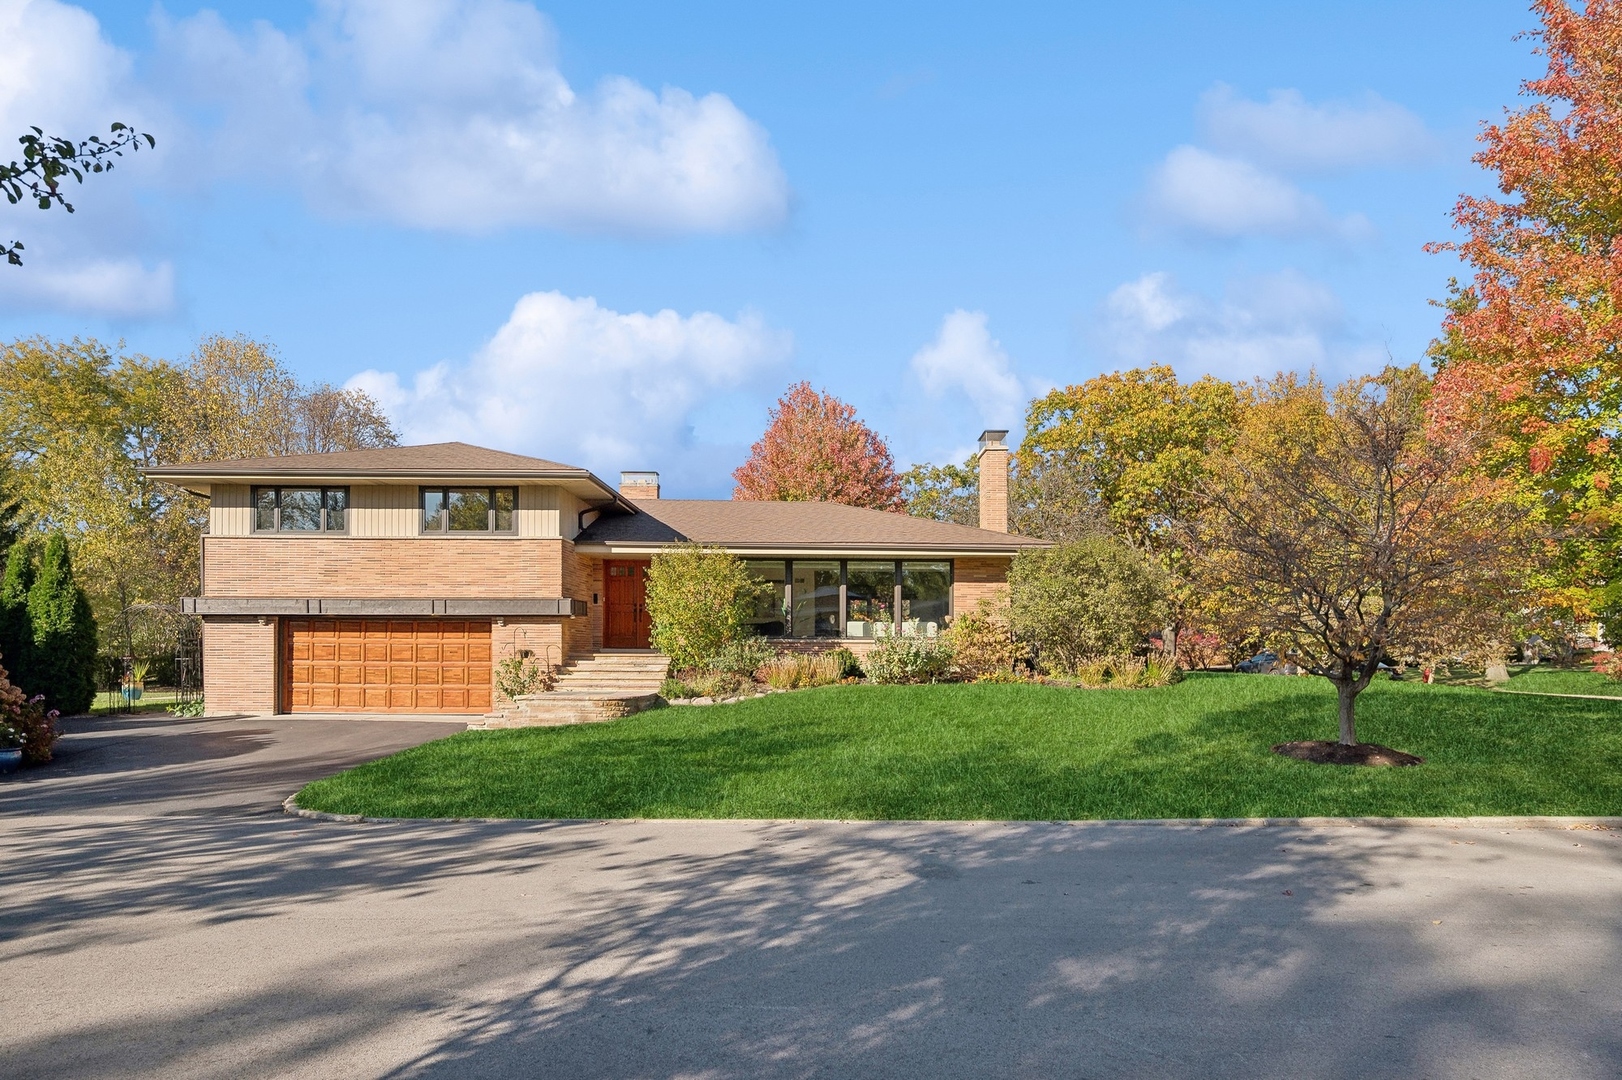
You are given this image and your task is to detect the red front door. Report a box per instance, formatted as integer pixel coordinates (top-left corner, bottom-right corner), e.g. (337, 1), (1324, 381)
(603, 560), (652, 648)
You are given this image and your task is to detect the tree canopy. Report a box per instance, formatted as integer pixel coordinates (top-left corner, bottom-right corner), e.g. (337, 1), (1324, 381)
(733, 382), (903, 509)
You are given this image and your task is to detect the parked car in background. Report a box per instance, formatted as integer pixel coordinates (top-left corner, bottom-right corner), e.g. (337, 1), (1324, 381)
(1236, 650), (1280, 674)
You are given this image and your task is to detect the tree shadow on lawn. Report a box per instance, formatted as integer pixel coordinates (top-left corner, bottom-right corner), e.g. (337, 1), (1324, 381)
(4, 814), (1619, 1079)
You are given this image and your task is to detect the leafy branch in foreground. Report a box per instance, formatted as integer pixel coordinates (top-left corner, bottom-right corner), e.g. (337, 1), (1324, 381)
(2, 123), (156, 267)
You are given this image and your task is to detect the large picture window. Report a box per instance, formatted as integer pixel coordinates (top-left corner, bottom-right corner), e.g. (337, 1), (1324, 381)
(252, 487), (348, 533)
(421, 487), (516, 533)
(741, 558), (954, 639)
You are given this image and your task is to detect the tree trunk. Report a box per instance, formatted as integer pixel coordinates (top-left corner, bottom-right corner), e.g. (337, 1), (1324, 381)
(1335, 681), (1359, 746)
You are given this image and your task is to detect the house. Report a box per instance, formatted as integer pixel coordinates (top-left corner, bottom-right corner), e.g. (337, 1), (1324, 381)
(145, 430), (1042, 716)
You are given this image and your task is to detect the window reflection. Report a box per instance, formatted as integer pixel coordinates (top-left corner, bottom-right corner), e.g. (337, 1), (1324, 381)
(791, 561), (841, 638)
(845, 561), (895, 639)
(743, 560), (787, 636)
(901, 561), (951, 637)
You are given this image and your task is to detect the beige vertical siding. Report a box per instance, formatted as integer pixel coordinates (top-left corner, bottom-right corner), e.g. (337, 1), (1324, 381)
(349, 485), (418, 537)
(517, 485), (561, 538)
(209, 484), (254, 537)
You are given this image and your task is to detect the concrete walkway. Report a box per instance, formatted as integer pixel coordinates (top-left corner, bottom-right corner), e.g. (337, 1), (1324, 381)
(2, 717), (1620, 1078)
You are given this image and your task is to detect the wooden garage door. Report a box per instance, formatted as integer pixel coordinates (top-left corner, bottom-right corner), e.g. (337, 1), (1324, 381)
(283, 619), (493, 714)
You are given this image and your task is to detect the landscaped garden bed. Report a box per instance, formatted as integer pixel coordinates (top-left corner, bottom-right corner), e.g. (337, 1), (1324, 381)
(293, 673), (1622, 820)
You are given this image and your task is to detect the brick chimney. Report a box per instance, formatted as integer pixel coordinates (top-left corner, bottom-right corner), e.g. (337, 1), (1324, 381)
(977, 430), (1009, 532)
(619, 471), (660, 500)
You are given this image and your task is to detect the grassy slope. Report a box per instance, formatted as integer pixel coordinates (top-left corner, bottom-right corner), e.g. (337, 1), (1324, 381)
(295, 674), (1622, 821)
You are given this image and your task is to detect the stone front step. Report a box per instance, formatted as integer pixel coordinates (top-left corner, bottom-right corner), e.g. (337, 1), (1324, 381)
(477, 691), (661, 728)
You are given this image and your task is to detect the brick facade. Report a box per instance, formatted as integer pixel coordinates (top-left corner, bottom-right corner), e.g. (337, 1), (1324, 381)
(202, 536), (568, 597)
(202, 616), (278, 715)
(953, 556), (1012, 615)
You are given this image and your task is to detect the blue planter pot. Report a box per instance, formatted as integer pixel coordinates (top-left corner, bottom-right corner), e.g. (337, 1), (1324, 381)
(122, 686), (143, 701)
(0, 747), (21, 773)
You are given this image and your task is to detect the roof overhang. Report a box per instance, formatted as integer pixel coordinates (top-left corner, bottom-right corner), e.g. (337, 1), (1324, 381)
(144, 466), (633, 512)
(573, 543), (1033, 558)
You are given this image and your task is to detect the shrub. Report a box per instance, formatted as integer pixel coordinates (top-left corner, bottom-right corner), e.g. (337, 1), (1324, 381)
(825, 646), (862, 679)
(863, 635), (955, 684)
(944, 598), (1019, 679)
(168, 700), (205, 718)
(28, 534), (98, 716)
(494, 654), (556, 701)
(660, 677), (697, 700)
(684, 670), (748, 699)
(1009, 536), (1168, 676)
(645, 545), (765, 671)
(1064, 654), (1180, 689)
(0, 543), (33, 693)
(758, 652), (843, 690)
(709, 636), (777, 679)
(1595, 652), (1622, 681)
(0, 652), (57, 764)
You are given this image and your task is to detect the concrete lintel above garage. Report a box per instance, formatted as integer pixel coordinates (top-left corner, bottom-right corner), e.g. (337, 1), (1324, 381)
(181, 597), (588, 617)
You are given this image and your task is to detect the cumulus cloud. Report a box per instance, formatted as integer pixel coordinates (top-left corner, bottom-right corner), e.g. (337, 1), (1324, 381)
(1101, 270), (1382, 381)
(0, 1), (173, 316)
(152, 0), (790, 233)
(349, 291), (791, 483)
(901, 311), (1038, 463)
(1198, 83), (1438, 173)
(1143, 146), (1372, 242)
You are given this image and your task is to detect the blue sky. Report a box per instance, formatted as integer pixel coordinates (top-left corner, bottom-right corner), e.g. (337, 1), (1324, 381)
(0, 1), (1538, 494)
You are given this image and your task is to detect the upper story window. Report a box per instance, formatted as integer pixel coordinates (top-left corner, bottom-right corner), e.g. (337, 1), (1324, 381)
(420, 487), (516, 534)
(252, 487), (348, 533)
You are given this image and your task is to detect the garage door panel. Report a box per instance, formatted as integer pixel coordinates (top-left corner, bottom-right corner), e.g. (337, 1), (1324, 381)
(285, 618), (493, 714)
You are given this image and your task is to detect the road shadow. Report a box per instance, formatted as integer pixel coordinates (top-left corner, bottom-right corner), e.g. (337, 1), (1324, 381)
(3, 815), (1619, 1078)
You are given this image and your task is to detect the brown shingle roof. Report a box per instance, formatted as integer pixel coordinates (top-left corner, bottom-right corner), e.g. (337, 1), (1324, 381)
(145, 441), (587, 478)
(577, 499), (1047, 554)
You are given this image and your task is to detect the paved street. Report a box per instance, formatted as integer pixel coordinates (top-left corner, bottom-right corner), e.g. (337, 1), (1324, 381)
(3, 716), (1620, 1079)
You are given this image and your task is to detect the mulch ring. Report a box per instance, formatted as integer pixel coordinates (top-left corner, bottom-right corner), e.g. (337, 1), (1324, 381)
(1272, 741), (1425, 767)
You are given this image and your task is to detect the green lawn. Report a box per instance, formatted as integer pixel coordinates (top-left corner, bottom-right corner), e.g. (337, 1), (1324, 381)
(293, 674), (1622, 821)
(1503, 666), (1622, 698)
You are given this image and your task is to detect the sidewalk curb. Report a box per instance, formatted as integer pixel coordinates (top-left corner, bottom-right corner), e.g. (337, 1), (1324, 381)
(280, 796), (1622, 830)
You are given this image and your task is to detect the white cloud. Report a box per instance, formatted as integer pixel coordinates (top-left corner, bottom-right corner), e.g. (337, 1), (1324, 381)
(1101, 270), (1382, 382)
(0, 0), (171, 317)
(1143, 146), (1372, 242)
(153, 0), (790, 233)
(0, 256), (174, 317)
(349, 291), (792, 484)
(1199, 83), (1438, 173)
(909, 310), (1027, 430)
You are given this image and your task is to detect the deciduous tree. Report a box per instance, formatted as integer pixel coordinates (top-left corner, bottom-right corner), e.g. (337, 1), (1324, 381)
(901, 458), (978, 526)
(1427, 0), (1622, 634)
(733, 382), (903, 509)
(1190, 368), (1532, 747)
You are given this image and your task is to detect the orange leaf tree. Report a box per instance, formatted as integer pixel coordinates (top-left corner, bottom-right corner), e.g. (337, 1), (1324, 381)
(732, 382), (903, 509)
(1428, 0), (1622, 631)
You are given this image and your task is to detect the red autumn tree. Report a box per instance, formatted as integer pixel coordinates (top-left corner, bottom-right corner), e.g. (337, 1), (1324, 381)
(732, 382), (903, 509)
(1427, 0), (1622, 630)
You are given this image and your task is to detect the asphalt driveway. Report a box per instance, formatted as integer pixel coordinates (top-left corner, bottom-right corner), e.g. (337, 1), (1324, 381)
(2, 715), (1620, 1079)
(0, 712), (467, 817)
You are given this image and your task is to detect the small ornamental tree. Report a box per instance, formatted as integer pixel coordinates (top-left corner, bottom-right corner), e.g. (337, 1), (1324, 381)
(645, 545), (763, 671)
(27, 533), (97, 715)
(1190, 368), (1533, 747)
(1008, 536), (1168, 675)
(0, 541), (34, 694)
(733, 382), (904, 509)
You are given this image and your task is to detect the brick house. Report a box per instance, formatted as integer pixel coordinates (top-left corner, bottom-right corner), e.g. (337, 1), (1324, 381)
(147, 430), (1041, 716)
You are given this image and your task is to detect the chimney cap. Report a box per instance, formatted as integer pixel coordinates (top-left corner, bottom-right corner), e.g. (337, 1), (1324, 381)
(977, 430), (1009, 451)
(619, 471), (659, 485)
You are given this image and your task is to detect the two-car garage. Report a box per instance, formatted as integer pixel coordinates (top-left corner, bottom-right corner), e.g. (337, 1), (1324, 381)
(282, 618), (493, 714)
